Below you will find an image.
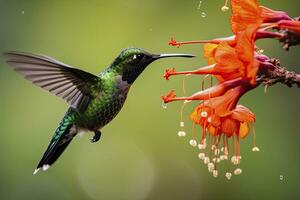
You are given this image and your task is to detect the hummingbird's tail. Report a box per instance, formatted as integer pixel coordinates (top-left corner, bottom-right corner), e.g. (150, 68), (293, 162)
(33, 109), (77, 175)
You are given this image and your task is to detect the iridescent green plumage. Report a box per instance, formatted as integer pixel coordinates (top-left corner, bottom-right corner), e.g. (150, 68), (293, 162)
(3, 48), (194, 174)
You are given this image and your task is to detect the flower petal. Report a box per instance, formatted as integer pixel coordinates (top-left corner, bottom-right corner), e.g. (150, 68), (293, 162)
(239, 122), (249, 138)
(231, 105), (256, 122)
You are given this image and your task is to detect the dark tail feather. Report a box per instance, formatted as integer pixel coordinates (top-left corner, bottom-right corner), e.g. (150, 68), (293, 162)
(33, 113), (76, 175)
(46, 138), (73, 166)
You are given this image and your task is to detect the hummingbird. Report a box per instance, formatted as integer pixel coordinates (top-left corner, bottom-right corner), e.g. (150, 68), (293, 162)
(3, 48), (194, 174)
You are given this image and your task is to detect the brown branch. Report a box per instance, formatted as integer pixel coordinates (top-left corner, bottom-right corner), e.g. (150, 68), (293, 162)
(259, 59), (300, 87)
(277, 17), (300, 51)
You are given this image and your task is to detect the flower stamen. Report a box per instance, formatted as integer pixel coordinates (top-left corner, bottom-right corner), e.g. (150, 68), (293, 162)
(251, 124), (260, 152)
(189, 123), (197, 147)
(221, 0), (229, 12)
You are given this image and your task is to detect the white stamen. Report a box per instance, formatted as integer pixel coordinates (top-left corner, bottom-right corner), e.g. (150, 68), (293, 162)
(231, 156), (236, 162)
(214, 149), (220, 155)
(252, 146), (260, 152)
(177, 131), (186, 137)
(212, 157), (221, 163)
(226, 172), (232, 180)
(198, 153), (205, 160)
(234, 168), (242, 175)
(223, 147), (229, 155)
(213, 170), (218, 177)
(198, 143), (207, 150)
(204, 157), (210, 164)
(231, 156), (240, 165)
(201, 111), (208, 117)
(220, 155), (228, 160)
(162, 102), (167, 109)
(189, 139), (197, 147)
(221, 6), (229, 12)
(180, 121), (185, 127)
(208, 162), (215, 172)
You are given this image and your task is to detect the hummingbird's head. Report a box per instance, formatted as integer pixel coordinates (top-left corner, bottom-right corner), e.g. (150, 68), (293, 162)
(111, 47), (194, 84)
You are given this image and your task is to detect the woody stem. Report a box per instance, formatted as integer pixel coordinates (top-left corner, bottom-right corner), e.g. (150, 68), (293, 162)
(259, 60), (300, 87)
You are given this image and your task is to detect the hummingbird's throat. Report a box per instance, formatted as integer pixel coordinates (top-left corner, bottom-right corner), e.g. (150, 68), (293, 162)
(116, 75), (131, 93)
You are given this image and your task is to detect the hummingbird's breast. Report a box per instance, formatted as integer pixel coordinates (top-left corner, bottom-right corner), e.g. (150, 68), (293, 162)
(76, 75), (131, 130)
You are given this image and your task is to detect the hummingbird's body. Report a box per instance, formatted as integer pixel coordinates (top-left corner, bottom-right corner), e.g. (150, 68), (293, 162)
(74, 73), (130, 130)
(3, 48), (194, 174)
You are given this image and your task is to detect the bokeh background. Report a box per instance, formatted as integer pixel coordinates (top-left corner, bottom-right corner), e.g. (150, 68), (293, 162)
(0, 0), (299, 199)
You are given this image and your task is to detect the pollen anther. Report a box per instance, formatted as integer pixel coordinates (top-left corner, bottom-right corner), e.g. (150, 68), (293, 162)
(214, 148), (220, 155)
(213, 157), (221, 163)
(220, 155), (228, 160)
(208, 162), (215, 172)
(201, 111), (208, 117)
(231, 156), (240, 165)
(198, 152), (206, 160)
(198, 142), (207, 149)
(221, 6), (229, 12)
(177, 131), (186, 137)
(204, 157), (210, 164)
(252, 146), (260, 152)
(213, 170), (218, 177)
(234, 168), (242, 175)
(189, 139), (197, 147)
(226, 172), (232, 180)
(180, 121), (185, 127)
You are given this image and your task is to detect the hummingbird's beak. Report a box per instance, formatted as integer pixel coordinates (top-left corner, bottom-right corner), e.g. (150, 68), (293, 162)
(152, 53), (195, 60)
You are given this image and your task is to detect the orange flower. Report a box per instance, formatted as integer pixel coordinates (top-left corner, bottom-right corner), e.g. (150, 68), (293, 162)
(162, 0), (298, 179)
(191, 104), (255, 138)
(168, 0), (297, 52)
(229, 0), (264, 84)
(164, 40), (258, 84)
(188, 89), (258, 178)
(230, 0), (263, 35)
(203, 43), (218, 65)
(199, 86), (247, 117)
(235, 28), (259, 84)
(166, 0), (262, 85)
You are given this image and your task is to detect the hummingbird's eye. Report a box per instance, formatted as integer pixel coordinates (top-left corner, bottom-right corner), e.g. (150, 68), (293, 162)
(136, 54), (144, 60)
(132, 54), (145, 61)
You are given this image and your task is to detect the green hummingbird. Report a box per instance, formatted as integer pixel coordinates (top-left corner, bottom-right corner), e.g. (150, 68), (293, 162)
(3, 48), (194, 174)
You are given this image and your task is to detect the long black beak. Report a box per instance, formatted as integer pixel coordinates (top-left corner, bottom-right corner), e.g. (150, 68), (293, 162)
(152, 53), (195, 60)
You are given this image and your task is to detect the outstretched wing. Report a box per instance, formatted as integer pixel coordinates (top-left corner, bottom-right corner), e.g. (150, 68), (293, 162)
(3, 51), (100, 112)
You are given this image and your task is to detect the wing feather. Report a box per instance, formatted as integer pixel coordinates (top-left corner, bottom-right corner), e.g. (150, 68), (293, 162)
(3, 51), (100, 111)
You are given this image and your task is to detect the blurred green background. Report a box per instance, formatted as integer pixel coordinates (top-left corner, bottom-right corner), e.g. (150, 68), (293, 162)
(0, 0), (299, 199)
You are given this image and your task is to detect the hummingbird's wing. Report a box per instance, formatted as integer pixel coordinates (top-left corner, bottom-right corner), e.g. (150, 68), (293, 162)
(3, 51), (99, 112)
